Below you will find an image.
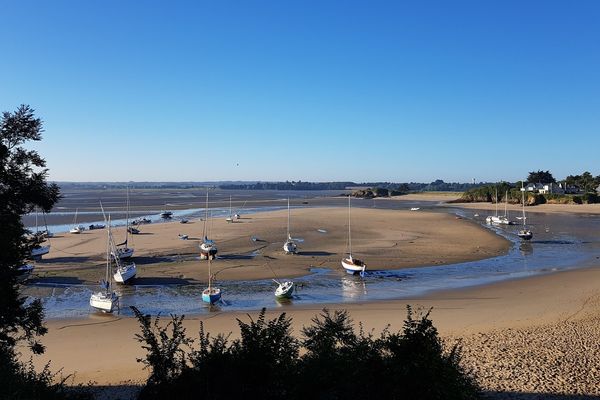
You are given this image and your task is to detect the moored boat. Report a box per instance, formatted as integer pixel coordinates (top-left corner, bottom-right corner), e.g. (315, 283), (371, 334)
(341, 196), (367, 276)
(202, 259), (221, 304)
(274, 279), (294, 299)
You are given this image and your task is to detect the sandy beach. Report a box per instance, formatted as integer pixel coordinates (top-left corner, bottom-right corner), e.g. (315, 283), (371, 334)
(22, 205), (600, 398)
(32, 207), (508, 284)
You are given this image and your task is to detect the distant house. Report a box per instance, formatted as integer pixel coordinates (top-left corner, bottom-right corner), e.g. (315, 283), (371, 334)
(560, 183), (583, 194)
(525, 183), (544, 192)
(539, 183), (564, 195)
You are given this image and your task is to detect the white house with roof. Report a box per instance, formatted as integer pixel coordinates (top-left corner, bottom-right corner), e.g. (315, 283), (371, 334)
(538, 183), (564, 194)
(525, 183), (544, 192)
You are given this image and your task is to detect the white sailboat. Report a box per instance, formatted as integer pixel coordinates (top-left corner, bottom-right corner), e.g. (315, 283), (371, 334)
(90, 218), (119, 313)
(274, 279), (294, 299)
(112, 187), (134, 260)
(30, 209), (50, 259)
(486, 188), (508, 224)
(112, 225), (137, 283)
(518, 184), (533, 240)
(199, 191), (218, 260)
(283, 198), (297, 254)
(225, 195), (234, 223)
(498, 190), (513, 225)
(202, 258), (221, 304)
(160, 203), (173, 219)
(341, 196), (366, 276)
(70, 208), (85, 234)
(110, 196), (136, 283)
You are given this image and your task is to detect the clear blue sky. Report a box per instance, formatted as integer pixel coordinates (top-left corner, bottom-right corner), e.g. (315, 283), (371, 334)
(1, 0), (599, 182)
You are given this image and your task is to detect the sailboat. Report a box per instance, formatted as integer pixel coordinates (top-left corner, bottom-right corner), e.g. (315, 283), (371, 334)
(70, 208), (85, 234)
(341, 196), (366, 276)
(112, 227), (137, 284)
(234, 200), (246, 220)
(486, 188), (510, 224)
(199, 191), (218, 260)
(90, 218), (119, 313)
(202, 258), (221, 304)
(30, 209), (50, 259)
(112, 188), (134, 260)
(498, 191), (513, 225)
(518, 184), (533, 240)
(160, 203), (173, 219)
(225, 195), (234, 223)
(283, 198), (297, 254)
(274, 279), (294, 299)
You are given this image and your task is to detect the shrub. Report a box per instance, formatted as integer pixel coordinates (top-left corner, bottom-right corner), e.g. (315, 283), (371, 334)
(134, 307), (480, 400)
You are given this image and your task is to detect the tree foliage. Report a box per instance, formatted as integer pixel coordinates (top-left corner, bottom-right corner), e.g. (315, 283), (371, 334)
(0, 105), (65, 398)
(565, 171), (600, 193)
(134, 307), (480, 400)
(527, 170), (556, 184)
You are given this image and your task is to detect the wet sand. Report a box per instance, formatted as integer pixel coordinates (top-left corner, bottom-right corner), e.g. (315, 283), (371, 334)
(32, 207), (508, 285)
(29, 264), (600, 398)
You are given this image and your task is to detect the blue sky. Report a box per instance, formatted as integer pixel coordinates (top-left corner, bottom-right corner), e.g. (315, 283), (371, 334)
(1, 1), (599, 182)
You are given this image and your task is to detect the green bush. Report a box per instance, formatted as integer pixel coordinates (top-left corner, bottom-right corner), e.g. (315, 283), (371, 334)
(582, 192), (600, 204)
(134, 307), (480, 400)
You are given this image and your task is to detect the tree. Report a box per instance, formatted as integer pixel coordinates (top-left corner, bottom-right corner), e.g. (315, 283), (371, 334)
(0, 105), (61, 396)
(527, 170), (555, 184)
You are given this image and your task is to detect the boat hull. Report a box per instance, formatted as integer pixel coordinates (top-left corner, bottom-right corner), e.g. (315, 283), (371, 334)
(200, 243), (218, 260)
(341, 258), (366, 275)
(89, 292), (119, 313)
(275, 281), (294, 298)
(518, 230), (533, 240)
(202, 288), (221, 304)
(114, 262), (137, 284)
(112, 247), (134, 259)
(31, 245), (50, 258)
(70, 226), (84, 234)
(283, 240), (297, 254)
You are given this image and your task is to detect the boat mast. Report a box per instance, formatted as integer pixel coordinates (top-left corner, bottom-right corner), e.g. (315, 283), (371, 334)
(287, 198), (291, 237)
(125, 186), (130, 246)
(203, 191), (209, 239)
(229, 195), (232, 219)
(521, 183), (527, 228)
(207, 258), (212, 291)
(348, 195), (352, 257)
(505, 190), (508, 218)
(106, 217), (111, 295)
(494, 188), (498, 216)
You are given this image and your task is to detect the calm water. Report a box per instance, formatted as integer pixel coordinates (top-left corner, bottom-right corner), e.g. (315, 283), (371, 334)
(22, 191), (600, 318)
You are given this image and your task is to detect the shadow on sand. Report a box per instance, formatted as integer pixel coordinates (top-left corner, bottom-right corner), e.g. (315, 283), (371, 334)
(37, 256), (94, 264)
(218, 254), (257, 260)
(27, 276), (85, 285)
(297, 251), (335, 256)
(133, 256), (179, 264)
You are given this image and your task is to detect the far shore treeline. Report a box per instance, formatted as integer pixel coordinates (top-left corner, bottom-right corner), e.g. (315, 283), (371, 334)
(57, 180), (491, 192)
(454, 170), (600, 205)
